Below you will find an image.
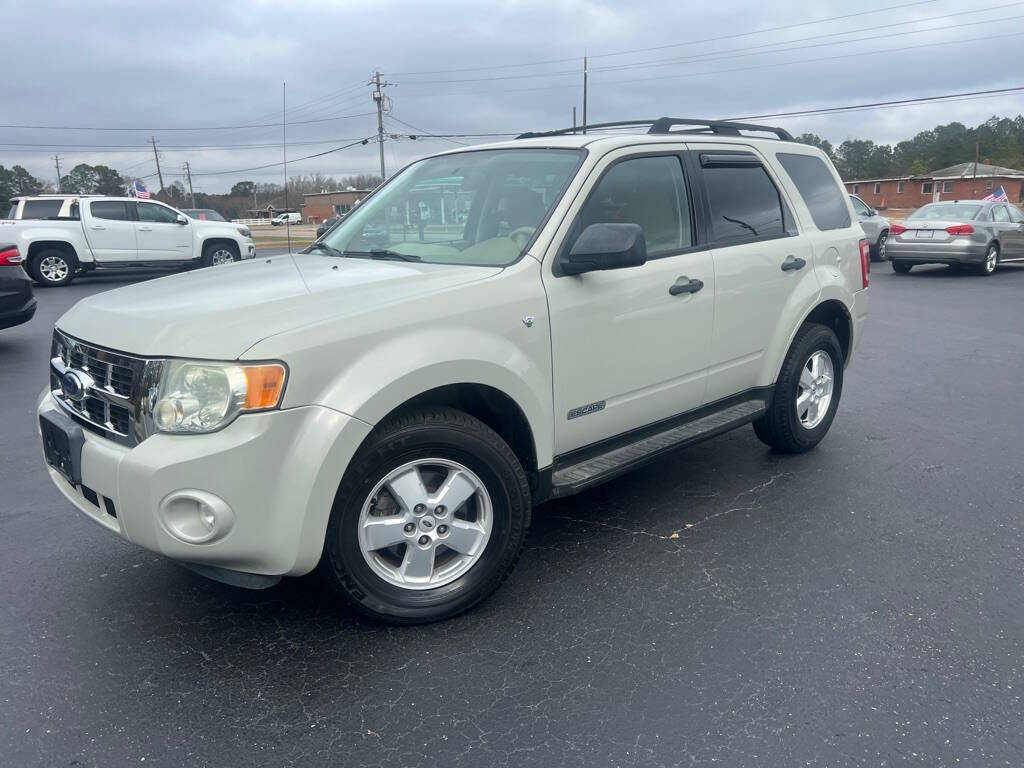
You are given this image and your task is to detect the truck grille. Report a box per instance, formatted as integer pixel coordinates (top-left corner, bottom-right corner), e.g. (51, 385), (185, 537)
(50, 329), (147, 444)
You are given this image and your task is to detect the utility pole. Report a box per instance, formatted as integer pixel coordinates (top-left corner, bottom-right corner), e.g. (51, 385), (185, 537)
(150, 136), (164, 193)
(972, 139), (979, 197)
(572, 106), (577, 134)
(183, 161), (195, 207)
(372, 71), (389, 181)
(53, 155), (62, 191)
(283, 82), (291, 255)
(582, 56), (588, 134)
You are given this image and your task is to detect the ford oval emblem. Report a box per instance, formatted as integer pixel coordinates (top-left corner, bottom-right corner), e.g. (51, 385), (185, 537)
(61, 370), (93, 402)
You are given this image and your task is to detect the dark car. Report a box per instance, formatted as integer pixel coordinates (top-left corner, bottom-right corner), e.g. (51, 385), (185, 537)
(0, 244), (36, 330)
(316, 216), (340, 237)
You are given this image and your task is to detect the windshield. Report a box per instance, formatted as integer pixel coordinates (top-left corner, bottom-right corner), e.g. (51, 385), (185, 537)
(909, 203), (982, 220)
(320, 148), (583, 266)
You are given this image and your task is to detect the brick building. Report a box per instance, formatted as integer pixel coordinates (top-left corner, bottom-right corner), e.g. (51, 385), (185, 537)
(843, 162), (1024, 208)
(301, 189), (372, 224)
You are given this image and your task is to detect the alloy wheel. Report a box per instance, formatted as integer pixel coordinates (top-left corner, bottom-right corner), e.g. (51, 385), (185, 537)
(796, 350), (834, 429)
(357, 458), (492, 590)
(39, 255), (70, 283)
(211, 248), (235, 266)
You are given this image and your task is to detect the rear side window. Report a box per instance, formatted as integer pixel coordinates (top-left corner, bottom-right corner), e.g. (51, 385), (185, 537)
(992, 205), (1010, 223)
(776, 153), (851, 231)
(89, 201), (130, 221)
(21, 199), (62, 219)
(701, 156), (792, 244)
(578, 155), (693, 257)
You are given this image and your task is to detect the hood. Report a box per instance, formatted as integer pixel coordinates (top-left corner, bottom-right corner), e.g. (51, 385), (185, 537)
(57, 254), (501, 359)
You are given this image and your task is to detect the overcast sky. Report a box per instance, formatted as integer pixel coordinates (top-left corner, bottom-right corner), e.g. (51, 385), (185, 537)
(5, 0), (1024, 193)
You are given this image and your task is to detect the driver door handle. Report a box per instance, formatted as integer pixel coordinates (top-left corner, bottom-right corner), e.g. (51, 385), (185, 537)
(669, 276), (704, 295)
(138, 226), (153, 231)
(781, 255), (806, 272)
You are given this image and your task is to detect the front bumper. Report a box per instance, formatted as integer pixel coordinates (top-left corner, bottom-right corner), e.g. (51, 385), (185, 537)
(243, 242), (255, 258)
(38, 392), (371, 578)
(886, 239), (987, 264)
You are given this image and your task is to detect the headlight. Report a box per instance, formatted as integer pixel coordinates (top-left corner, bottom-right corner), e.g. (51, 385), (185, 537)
(237, 227), (252, 238)
(151, 360), (287, 434)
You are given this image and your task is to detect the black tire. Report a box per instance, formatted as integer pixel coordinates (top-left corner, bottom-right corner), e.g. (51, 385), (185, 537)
(891, 261), (912, 274)
(201, 241), (239, 268)
(753, 323), (844, 454)
(870, 230), (888, 262)
(28, 248), (77, 287)
(320, 407), (531, 624)
(975, 242), (998, 276)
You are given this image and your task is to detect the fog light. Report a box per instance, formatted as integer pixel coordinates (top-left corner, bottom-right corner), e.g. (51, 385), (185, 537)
(158, 490), (235, 544)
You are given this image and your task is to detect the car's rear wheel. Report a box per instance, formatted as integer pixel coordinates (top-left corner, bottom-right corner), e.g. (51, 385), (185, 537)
(320, 407), (531, 624)
(29, 248), (76, 287)
(753, 323), (844, 454)
(976, 243), (998, 276)
(871, 230), (888, 262)
(891, 261), (912, 274)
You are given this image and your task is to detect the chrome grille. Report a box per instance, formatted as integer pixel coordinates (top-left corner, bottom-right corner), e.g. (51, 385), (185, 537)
(50, 329), (148, 444)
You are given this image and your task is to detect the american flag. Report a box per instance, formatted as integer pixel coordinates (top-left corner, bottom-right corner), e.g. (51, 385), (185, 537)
(982, 185), (1008, 202)
(133, 180), (151, 199)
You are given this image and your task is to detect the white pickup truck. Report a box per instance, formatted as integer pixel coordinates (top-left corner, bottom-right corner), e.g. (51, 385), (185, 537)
(2, 195), (255, 286)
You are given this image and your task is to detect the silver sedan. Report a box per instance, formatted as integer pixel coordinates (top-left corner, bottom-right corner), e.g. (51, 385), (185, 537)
(887, 200), (1024, 276)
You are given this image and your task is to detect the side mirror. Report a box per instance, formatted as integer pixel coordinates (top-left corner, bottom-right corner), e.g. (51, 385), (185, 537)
(176, 214), (188, 225)
(558, 223), (647, 276)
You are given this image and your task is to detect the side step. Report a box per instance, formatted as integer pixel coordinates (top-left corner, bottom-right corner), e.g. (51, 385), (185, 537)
(551, 398), (767, 497)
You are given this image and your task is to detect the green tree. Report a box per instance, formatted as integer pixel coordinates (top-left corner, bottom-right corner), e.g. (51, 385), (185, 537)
(60, 164), (99, 193)
(795, 133), (834, 159)
(908, 159), (927, 176)
(93, 165), (125, 195)
(230, 181), (256, 197)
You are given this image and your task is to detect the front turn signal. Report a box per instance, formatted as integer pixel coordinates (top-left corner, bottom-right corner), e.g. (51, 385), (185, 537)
(243, 364), (288, 410)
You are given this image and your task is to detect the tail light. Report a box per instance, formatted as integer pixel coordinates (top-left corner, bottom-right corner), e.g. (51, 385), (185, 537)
(889, 224), (906, 235)
(858, 239), (870, 288)
(945, 224), (974, 236)
(0, 246), (22, 266)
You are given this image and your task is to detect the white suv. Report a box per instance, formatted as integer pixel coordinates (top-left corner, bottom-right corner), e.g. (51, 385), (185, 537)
(38, 118), (869, 623)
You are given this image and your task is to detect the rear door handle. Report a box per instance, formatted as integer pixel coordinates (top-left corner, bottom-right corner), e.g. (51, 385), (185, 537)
(138, 226), (153, 231)
(90, 225), (105, 230)
(781, 255), (806, 272)
(669, 276), (704, 295)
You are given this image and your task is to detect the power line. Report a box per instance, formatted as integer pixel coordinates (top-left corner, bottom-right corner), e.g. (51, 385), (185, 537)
(0, 112), (377, 132)
(191, 137), (374, 177)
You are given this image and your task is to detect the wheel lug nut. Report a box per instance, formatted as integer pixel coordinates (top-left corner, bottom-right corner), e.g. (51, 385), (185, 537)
(403, 523), (415, 533)
(435, 505), (446, 516)
(437, 525), (448, 535)
(418, 535), (430, 546)
(414, 504), (426, 514)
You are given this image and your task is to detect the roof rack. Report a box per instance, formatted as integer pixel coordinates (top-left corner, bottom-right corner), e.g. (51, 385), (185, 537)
(515, 117), (793, 142)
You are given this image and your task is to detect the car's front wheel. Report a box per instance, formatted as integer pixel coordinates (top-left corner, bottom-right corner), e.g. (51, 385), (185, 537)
(202, 242), (239, 267)
(872, 230), (888, 262)
(321, 407), (531, 624)
(753, 323), (844, 454)
(891, 261), (912, 274)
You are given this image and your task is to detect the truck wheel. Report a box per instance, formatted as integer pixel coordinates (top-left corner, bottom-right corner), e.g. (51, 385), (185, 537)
(29, 248), (77, 287)
(202, 242), (239, 267)
(753, 323), (844, 454)
(321, 407), (531, 624)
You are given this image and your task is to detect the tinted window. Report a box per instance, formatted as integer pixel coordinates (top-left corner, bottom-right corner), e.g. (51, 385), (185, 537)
(703, 158), (791, 243)
(138, 202), (180, 223)
(577, 155), (692, 257)
(776, 153), (851, 231)
(849, 196), (871, 216)
(21, 199), (62, 219)
(992, 205), (1010, 223)
(89, 201), (130, 221)
(1008, 205), (1024, 224)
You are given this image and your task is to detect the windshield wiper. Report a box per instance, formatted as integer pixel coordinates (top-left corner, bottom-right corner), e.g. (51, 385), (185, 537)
(305, 242), (346, 258)
(344, 248), (422, 262)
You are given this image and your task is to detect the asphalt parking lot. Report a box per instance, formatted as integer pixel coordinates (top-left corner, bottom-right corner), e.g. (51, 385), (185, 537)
(3, 261), (1023, 767)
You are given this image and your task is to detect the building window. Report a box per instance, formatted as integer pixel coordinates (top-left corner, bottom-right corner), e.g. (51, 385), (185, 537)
(986, 180), (994, 191)
(922, 182), (933, 194)
(897, 181), (904, 193)
(852, 184), (859, 193)
(872, 182), (880, 194)
(942, 181), (954, 193)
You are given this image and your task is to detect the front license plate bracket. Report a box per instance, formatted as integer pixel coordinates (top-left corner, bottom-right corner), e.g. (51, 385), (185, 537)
(40, 409), (85, 486)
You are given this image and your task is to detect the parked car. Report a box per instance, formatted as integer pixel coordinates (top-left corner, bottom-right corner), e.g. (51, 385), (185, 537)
(0, 243), (35, 329)
(271, 212), (302, 226)
(887, 200), (1024, 275)
(181, 208), (228, 222)
(38, 118), (868, 623)
(316, 216), (340, 237)
(2, 196), (256, 286)
(849, 194), (890, 262)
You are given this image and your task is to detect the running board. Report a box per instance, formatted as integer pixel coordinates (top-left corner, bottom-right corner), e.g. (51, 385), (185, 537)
(551, 398), (767, 497)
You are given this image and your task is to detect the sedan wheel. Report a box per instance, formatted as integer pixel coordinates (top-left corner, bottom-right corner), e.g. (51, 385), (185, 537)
(978, 244), (998, 276)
